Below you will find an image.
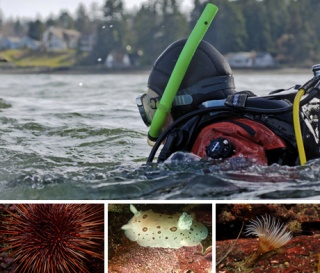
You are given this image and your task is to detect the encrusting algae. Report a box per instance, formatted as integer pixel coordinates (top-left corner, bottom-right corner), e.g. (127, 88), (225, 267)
(244, 215), (292, 267)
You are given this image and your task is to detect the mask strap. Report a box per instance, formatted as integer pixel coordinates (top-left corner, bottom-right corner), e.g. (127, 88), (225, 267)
(173, 76), (234, 106)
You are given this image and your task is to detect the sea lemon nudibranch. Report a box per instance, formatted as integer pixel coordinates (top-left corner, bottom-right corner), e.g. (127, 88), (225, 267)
(245, 215), (292, 266)
(121, 204), (208, 249)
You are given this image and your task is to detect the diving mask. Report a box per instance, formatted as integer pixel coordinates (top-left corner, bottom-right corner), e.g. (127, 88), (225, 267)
(136, 89), (160, 126)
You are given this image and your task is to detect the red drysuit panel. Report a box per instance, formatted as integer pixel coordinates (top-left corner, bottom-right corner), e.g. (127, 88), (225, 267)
(191, 118), (287, 165)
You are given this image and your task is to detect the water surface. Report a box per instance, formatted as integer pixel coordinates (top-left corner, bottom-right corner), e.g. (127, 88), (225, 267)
(0, 70), (319, 200)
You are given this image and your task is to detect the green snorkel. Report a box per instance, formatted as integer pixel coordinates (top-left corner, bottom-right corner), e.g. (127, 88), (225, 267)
(147, 3), (219, 146)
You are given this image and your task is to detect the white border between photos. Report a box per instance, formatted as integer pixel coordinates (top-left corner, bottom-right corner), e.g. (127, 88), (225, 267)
(3, 199), (320, 273)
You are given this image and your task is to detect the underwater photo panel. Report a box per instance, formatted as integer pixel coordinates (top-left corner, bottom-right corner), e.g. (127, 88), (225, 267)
(0, 203), (105, 273)
(108, 203), (212, 273)
(216, 203), (320, 273)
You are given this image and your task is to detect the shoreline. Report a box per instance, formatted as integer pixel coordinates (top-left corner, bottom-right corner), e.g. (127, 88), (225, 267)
(0, 65), (151, 75)
(0, 65), (312, 75)
(233, 67), (311, 75)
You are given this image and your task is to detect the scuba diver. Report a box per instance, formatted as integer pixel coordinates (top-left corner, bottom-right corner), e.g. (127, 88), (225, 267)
(136, 38), (320, 166)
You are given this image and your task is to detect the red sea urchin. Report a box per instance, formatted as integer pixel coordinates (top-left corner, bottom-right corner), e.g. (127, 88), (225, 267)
(0, 204), (104, 273)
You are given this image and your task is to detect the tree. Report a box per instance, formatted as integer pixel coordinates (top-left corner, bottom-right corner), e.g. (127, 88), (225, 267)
(57, 11), (75, 29)
(90, 0), (127, 64)
(45, 16), (56, 28)
(282, 0), (317, 65)
(131, 4), (159, 65)
(132, 0), (188, 65)
(14, 19), (25, 37)
(0, 8), (3, 32)
(192, 0), (247, 53)
(158, 0), (188, 47)
(28, 19), (44, 41)
(75, 4), (92, 33)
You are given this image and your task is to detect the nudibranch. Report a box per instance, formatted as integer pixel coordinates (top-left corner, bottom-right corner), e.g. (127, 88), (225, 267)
(121, 204), (208, 248)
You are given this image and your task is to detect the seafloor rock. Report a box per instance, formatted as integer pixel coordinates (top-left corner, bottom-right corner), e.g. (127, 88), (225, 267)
(216, 204), (320, 241)
(216, 234), (320, 273)
(217, 204), (320, 224)
(108, 240), (212, 273)
(216, 204), (320, 273)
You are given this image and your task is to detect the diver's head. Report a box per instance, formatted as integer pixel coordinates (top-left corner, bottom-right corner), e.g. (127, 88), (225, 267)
(136, 38), (235, 126)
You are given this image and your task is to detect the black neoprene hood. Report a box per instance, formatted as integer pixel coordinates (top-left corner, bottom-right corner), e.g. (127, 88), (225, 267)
(147, 39), (235, 119)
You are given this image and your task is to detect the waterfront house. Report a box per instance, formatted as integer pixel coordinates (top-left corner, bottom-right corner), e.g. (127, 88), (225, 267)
(105, 49), (131, 69)
(0, 35), (41, 50)
(226, 52), (275, 68)
(42, 26), (81, 51)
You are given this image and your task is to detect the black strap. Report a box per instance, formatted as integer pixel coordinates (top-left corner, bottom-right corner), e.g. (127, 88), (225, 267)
(173, 75), (235, 106)
(226, 120), (256, 137)
(225, 93), (248, 108)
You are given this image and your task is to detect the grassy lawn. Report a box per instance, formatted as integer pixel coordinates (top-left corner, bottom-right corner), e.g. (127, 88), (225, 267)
(0, 49), (81, 68)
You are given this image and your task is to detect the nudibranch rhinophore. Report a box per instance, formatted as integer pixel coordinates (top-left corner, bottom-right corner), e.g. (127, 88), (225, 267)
(121, 204), (208, 248)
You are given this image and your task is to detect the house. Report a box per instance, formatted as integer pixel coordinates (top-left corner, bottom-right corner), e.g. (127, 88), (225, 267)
(225, 52), (275, 68)
(42, 26), (81, 51)
(79, 33), (95, 52)
(105, 49), (131, 69)
(0, 35), (41, 50)
(19, 36), (41, 50)
(254, 52), (275, 67)
(0, 36), (21, 50)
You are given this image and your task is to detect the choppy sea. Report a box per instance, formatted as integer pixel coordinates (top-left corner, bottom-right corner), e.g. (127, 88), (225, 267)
(0, 70), (319, 200)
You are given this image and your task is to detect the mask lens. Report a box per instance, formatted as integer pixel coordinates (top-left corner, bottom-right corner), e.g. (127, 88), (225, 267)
(136, 93), (159, 126)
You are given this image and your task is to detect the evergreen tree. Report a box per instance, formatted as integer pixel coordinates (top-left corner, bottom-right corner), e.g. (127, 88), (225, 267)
(192, 0), (247, 53)
(45, 16), (56, 28)
(283, 0), (316, 65)
(132, 0), (188, 65)
(75, 4), (92, 33)
(239, 0), (271, 52)
(90, 0), (127, 64)
(28, 19), (44, 41)
(57, 11), (75, 29)
(159, 0), (188, 47)
(14, 19), (25, 37)
(131, 4), (159, 65)
(0, 8), (3, 32)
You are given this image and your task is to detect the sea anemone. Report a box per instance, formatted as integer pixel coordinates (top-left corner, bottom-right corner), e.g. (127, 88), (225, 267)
(0, 204), (104, 273)
(245, 215), (292, 266)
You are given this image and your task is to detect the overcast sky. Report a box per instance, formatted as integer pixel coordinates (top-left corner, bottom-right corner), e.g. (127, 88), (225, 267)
(1, 0), (193, 19)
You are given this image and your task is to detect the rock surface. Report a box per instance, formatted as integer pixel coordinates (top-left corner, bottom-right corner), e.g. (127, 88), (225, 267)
(216, 204), (320, 273)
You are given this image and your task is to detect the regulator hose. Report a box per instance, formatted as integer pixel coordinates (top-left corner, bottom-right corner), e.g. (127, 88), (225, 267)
(293, 75), (320, 165)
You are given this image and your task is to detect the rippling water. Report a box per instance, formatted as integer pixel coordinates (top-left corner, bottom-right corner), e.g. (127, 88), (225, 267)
(0, 70), (319, 200)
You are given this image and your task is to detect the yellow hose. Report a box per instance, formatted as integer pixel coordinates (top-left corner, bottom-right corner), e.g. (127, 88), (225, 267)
(293, 88), (307, 165)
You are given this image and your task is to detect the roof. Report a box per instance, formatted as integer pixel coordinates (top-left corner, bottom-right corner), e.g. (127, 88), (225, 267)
(46, 26), (81, 39)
